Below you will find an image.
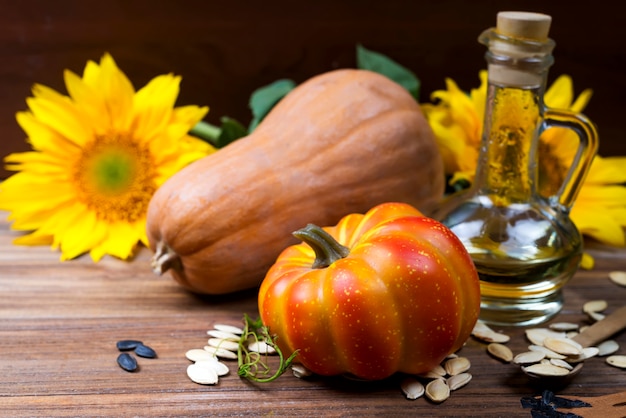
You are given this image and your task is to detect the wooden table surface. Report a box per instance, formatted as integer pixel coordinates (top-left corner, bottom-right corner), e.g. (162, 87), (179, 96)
(1, 211), (625, 417)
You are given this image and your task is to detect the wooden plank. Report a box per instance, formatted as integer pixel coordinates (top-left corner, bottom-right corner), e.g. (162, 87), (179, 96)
(1, 211), (626, 416)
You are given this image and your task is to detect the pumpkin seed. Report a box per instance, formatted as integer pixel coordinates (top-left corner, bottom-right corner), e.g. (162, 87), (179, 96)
(417, 371), (445, 380)
(186, 348), (219, 362)
(207, 338), (239, 352)
(597, 340), (619, 356)
(587, 310), (606, 322)
(549, 359), (573, 370)
(117, 352), (138, 372)
(204, 345), (238, 359)
(522, 363), (571, 377)
(248, 340), (277, 355)
(525, 328), (566, 346)
(444, 357), (470, 376)
(291, 364), (313, 379)
(609, 271), (626, 287)
(528, 344), (567, 360)
(472, 320), (510, 343)
(429, 364), (447, 377)
(213, 324), (244, 335)
(566, 347), (599, 363)
(207, 330), (240, 341)
(425, 378), (450, 403)
(187, 363), (219, 384)
(513, 351), (546, 365)
(447, 372), (472, 391)
(487, 343), (513, 363)
(116, 339), (143, 351)
(401, 377), (425, 400)
(583, 299), (607, 314)
(542, 337), (583, 356)
(606, 355), (626, 369)
(549, 322), (579, 332)
(134, 343), (157, 359)
(195, 359), (230, 376)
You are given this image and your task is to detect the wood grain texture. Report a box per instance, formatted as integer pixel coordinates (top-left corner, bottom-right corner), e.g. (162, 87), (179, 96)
(1, 0), (625, 179)
(1, 211), (626, 417)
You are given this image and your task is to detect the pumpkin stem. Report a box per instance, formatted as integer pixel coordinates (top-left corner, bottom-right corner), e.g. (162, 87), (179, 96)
(293, 224), (350, 269)
(151, 241), (182, 275)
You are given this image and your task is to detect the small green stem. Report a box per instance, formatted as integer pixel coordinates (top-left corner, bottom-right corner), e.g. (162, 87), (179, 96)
(189, 121), (221, 146)
(293, 224), (350, 269)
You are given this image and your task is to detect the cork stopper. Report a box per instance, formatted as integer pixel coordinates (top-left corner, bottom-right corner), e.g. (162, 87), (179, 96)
(496, 11), (552, 41)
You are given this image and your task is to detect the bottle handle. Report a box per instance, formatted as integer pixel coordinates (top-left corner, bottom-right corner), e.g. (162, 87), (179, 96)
(542, 108), (599, 209)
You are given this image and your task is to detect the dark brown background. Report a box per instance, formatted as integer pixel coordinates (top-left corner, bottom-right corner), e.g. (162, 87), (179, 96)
(1, 0), (624, 179)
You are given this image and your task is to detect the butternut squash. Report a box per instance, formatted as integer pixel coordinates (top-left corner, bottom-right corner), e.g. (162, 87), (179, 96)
(146, 69), (444, 294)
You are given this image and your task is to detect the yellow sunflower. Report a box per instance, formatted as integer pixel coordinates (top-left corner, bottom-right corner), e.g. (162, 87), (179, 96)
(422, 70), (626, 268)
(0, 53), (215, 261)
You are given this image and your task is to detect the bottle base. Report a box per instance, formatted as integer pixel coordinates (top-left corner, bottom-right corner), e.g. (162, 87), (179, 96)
(478, 292), (563, 327)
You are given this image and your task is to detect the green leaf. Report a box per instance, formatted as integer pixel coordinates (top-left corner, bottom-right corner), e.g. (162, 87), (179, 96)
(248, 79), (296, 132)
(356, 44), (420, 100)
(217, 117), (248, 148)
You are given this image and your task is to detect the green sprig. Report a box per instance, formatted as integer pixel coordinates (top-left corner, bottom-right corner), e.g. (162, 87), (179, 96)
(237, 314), (299, 383)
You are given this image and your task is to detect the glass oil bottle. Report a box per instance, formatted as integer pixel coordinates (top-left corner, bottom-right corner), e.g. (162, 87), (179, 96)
(433, 12), (599, 326)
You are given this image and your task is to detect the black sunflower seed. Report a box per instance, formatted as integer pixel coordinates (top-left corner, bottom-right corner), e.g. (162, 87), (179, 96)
(116, 340), (143, 351)
(134, 343), (157, 358)
(117, 353), (138, 372)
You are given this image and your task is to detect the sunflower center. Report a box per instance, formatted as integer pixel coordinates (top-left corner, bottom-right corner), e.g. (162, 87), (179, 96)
(73, 133), (156, 223)
(537, 140), (567, 198)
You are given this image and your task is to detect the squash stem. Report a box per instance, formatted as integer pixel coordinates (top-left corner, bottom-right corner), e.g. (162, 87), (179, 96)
(189, 120), (221, 146)
(293, 224), (350, 269)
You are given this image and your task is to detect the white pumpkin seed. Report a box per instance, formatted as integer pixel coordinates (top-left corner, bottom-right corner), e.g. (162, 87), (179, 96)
(425, 378), (450, 403)
(429, 364), (447, 377)
(186, 348), (219, 362)
(609, 271), (626, 287)
(549, 359), (573, 370)
(207, 338), (239, 352)
(606, 355), (626, 369)
(487, 343), (513, 363)
(417, 371), (445, 380)
(248, 340), (277, 355)
(400, 377), (425, 400)
(204, 345), (238, 359)
(195, 359), (230, 376)
(583, 299), (607, 314)
(597, 340), (619, 356)
(207, 330), (240, 341)
(513, 351), (546, 365)
(587, 310), (606, 322)
(213, 324), (244, 335)
(447, 372), (472, 391)
(444, 357), (470, 376)
(528, 344), (567, 360)
(549, 322), (579, 332)
(525, 328), (566, 346)
(543, 337), (583, 356)
(522, 363), (571, 377)
(291, 364), (313, 378)
(472, 321), (510, 343)
(187, 363), (219, 384)
(566, 347), (599, 363)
